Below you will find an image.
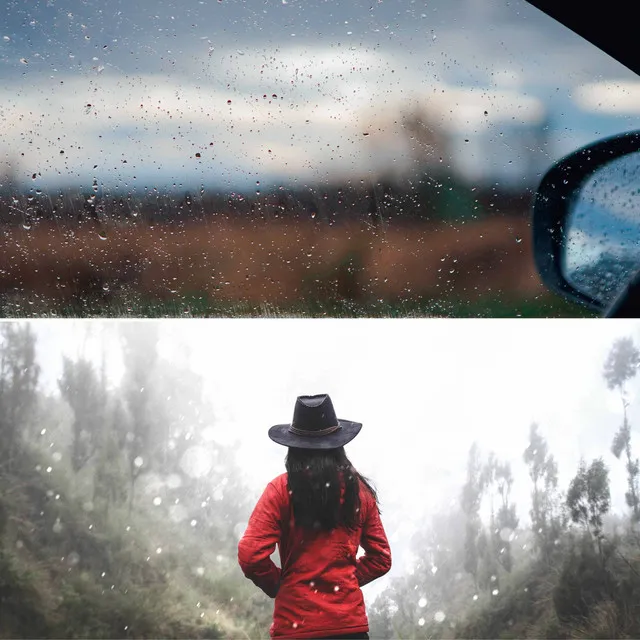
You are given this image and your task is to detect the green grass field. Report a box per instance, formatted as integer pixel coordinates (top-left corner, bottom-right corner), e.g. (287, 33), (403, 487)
(0, 291), (597, 318)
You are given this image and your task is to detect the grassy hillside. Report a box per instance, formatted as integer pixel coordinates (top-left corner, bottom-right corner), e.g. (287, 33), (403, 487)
(0, 445), (271, 639)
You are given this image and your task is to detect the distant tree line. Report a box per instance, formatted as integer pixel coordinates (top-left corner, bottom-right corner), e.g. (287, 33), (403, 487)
(0, 322), (251, 552)
(0, 174), (532, 230)
(369, 335), (640, 639)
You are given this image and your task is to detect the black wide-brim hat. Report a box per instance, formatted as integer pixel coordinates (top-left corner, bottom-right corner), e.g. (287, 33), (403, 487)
(269, 394), (362, 449)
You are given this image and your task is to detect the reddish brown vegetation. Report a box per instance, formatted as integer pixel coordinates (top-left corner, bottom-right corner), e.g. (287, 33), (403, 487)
(0, 214), (544, 307)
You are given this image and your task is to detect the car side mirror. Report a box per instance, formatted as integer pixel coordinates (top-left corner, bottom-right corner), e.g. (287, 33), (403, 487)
(532, 130), (640, 317)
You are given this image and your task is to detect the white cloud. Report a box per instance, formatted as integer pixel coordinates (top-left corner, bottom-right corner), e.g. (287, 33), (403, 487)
(2, 43), (551, 188)
(574, 81), (640, 115)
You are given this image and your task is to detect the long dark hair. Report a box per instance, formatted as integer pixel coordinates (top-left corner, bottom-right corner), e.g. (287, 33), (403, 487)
(285, 446), (379, 532)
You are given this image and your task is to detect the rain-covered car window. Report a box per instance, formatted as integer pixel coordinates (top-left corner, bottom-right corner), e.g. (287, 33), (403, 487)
(4, 318), (640, 638)
(1, 0), (639, 317)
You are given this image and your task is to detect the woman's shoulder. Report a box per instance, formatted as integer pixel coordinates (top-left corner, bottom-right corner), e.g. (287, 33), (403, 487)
(267, 472), (289, 496)
(357, 477), (376, 512)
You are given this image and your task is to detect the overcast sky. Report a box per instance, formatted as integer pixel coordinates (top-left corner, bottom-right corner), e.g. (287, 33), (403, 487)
(2, 0), (639, 191)
(30, 318), (640, 601)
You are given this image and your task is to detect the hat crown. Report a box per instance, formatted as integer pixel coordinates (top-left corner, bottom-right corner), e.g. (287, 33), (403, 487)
(269, 393), (361, 449)
(291, 394), (338, 434)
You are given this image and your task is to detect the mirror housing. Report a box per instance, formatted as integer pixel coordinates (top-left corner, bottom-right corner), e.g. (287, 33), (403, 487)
(532, 130), (640, 316)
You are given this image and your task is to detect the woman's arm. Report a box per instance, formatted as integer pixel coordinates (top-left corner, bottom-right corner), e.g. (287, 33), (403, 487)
(355, 493), (392, 587)
(237, 481), (282, 598)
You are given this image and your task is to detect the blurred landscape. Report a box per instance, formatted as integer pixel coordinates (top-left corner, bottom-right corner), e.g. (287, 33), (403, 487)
(0, 180), (566, 318)
(2, 0), (639, 316)
(0, 121), (591, 318)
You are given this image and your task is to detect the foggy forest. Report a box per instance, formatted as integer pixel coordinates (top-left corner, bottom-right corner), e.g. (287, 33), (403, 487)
(1, 320), (640, 638)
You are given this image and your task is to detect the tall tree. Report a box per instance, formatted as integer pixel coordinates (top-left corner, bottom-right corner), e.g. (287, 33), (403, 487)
(603, 337), (640, 522)
(58, 356), (104, 474)
(93, 420), (128, 517)
(566, 458), (611, 557)
(461, 442), (484, 585)
(119, 323), (159, 512)
(0, 323), (40, 467)
(494, 461), (519, 573)
(479, 455), (518, 579)
(523, 423), (561, 562)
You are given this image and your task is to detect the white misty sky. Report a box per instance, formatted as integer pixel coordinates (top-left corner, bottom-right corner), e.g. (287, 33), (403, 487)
(27, 318), (640, 602)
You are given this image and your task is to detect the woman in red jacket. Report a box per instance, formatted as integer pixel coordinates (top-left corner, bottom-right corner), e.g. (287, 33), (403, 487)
(238, 394), (392, 640)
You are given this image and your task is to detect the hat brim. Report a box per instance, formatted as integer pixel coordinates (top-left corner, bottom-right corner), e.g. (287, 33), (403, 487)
(268, 419), (362, 449)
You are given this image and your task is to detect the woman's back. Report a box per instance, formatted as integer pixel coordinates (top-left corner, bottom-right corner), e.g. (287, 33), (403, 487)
(239, 472), (391, 639)
(237, 394), (391, 639)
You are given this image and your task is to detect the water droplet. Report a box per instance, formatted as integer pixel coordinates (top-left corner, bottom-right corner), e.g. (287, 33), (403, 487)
(492, 589), (499, 596)
(180, 446), (212, 479)
(166, 474), (182, 489)
(473, 594), (478, 601)
(418, 597), (427, 608)
(434, 611), (446, 623)
(134, 456), (144, 468)
(156, 547), (162, 554)
(169, 504), (187, 523)
(418, 618), (425, 626)
(153, 497), (162, 506)
(52, 452), (62, 462)
(333, 585), (340, 592)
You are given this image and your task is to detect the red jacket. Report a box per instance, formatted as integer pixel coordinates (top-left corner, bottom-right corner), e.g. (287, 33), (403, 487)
(238, 473), (392, 639)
